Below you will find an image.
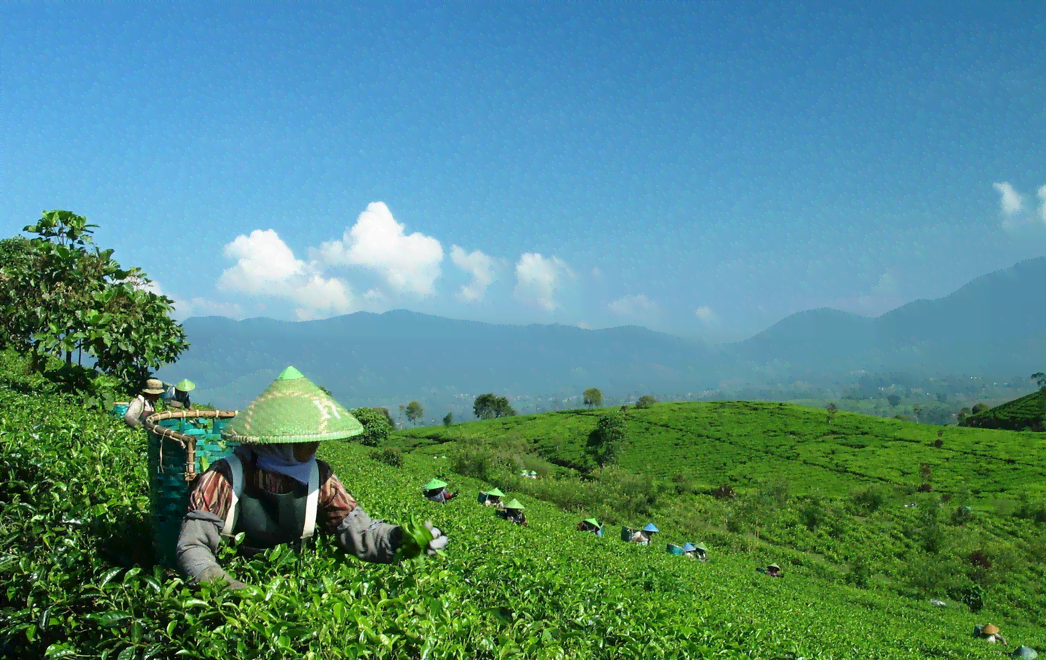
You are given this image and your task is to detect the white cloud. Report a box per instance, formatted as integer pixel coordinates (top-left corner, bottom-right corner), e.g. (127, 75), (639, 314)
(576, 321), (592, 330)
(450, 245), (503, 303)
(1038, 185), (1046, 224)
(175, 297), (245, 320)
(513, 253), (575, 311)
(695, 306), (719, 325)
(591, 267), (602, 279)
(311, 202), (443, 297)
(217, 229), (353, 317)
(993, 182), (1024, 216)
(607, 294), (659, 318)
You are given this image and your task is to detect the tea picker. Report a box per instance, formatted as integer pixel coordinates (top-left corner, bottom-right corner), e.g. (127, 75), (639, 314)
(174, 366), (449, 591)
(423, 478), (458, 503)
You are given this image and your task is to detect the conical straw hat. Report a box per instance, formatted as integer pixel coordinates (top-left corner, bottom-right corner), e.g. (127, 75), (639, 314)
(220, 366), (363, 444)
(504, 499), (524, 510)
(486, 488), (505, 497)
(424, 479), (448, 491)
(583, 518), (600, 527)
(175, 379), (196, 392)
(983, 623), (1000, 635)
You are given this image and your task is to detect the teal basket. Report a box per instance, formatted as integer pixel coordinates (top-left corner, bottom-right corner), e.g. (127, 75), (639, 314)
(110, 402), (130, 419)
(667, 544), (685, 556)
(145, 409), (240, 569)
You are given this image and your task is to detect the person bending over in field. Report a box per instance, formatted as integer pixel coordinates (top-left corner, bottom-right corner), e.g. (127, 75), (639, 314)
(498, 499), (528, 526)
(760, 563), (784, 577)
(630, 523), (659, 545)
(163, 379), (195, 410)
(423, 479), (457, 503)
(176, 367), (448, 591)
(124, 378), (165, 428)
(481, 488), (505, 508)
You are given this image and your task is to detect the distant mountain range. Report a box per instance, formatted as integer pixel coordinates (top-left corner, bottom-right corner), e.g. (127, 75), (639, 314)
(156, 257), (1046, 413)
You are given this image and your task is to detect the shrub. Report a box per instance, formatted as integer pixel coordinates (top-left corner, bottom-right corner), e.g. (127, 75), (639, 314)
(371, 447), (404, 468)
(350, 407), (393, 447)
(852, 486), (885, 513)
(711, 484), (736, 500)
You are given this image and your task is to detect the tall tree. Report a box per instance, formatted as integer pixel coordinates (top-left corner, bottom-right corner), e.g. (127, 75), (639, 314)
(1032, 372), (1046, 389)
(825, 402), (838, 425)
(473, 393), (516, 420)
(592, 410), (627, 467)
(443, 412), (453, 427)
(405, 401), (424, 427)
(583, 387), (603, 409)
(350, 407), (392, 447)
(635, 395), (657, 409)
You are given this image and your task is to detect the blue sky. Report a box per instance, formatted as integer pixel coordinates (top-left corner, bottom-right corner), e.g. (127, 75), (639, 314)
(3, 2), (1044, 343)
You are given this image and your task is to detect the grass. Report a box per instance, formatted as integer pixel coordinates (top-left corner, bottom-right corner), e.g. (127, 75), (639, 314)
(963, 388), (1046, 432)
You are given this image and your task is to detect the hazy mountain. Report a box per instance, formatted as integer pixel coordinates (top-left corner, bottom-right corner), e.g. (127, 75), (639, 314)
(157, 257), (1045, 413)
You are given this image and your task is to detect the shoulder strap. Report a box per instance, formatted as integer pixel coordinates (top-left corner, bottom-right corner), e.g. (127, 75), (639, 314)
(222, 455), (243, 537)
(301, 461), (320, 540)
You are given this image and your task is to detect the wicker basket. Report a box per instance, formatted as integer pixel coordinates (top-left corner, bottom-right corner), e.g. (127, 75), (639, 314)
(144, 408), (239, 568)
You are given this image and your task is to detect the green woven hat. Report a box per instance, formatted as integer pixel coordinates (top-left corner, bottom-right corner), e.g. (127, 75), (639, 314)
(175, 379), (196, 392)
(486, 488), (505, 497)
(696, 543), (708, 552)
(584, 518), (600, 527)
(768, 563), (781, 571)
(504, 499), (524, 510)
(424, 479), (448, 491)
(220, 366), (363, 444)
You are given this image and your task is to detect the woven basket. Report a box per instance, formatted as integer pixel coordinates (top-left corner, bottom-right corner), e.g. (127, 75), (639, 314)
(110, 402), (130, 419)
(144, 408), (240, 568)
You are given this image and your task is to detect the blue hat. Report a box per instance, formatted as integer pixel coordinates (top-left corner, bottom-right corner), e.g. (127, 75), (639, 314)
(642, 523), (659, 533)
(682, 543), (696, 552)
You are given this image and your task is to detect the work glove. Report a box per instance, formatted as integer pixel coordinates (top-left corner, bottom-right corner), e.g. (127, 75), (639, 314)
(425, 522), (449, 555)
(198, 564), (249, 591)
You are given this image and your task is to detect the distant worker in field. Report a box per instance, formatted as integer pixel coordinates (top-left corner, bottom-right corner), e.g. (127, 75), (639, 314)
(423, 479), (457, 504)
(163, 379), (195, 409)
(760, 563), (784, 577)
(630, 523), (659, 545)
(683, 543), (708, 562)
(124, 378), (165, 428)
(176, 366), (449, 591)
(973, 623), (1007, 645)
(480, 488), (505, 508)
(577, 518), (603, 536)
(498, 499), (528, 526)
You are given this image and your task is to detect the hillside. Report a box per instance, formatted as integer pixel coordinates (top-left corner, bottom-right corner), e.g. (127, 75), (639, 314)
(3, 349), (1045, 658)
(963, 388), (1046, 432)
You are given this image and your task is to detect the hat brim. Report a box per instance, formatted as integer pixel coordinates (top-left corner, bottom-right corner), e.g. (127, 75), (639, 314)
(142, 388), (164, 395)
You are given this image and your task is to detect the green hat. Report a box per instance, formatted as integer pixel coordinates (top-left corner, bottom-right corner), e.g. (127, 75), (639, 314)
(175, 379), (196, 392)
(768, 563), (781, 571)
(1011, 647), (1038, 659)
(583, 518), (600, 527)
(696, 543), (708, 552)
(220, 366), (364, 444)
(486, 488), (505, 497)
(424, 479), (448, 491)
(504, 499), (524, 510)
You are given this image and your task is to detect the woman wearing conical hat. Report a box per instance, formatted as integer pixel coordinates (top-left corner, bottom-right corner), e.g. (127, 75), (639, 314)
(423, 479), (457, 504)
(162, 379), (195, 410)
(497, 499), (527, 526)
(976, 623), (1007, 645)
(481, 488), (505, 508)
(176, 367), (449, 590)
(124, 378), (165, 428)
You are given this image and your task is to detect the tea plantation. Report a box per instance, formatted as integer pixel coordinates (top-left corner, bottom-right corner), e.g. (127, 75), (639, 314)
(2, 349), (1045, 659)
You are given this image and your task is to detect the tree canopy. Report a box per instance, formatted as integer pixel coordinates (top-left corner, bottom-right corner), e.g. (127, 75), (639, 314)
(405, 401), (424, 426)
(635, 395), (657, 409)
(583, 388), (603, 409)
(591, 410), (627, 467)
(473, 393), (516, 420)
(350, 407), (393, 447)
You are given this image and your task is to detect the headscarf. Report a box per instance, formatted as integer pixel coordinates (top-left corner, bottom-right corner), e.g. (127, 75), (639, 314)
(237, 444), (316, 486)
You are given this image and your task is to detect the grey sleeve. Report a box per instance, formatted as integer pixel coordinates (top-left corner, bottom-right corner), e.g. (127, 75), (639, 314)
(176, 510), (231, 583)
(334, 506), (404, 564)
(124, 398), (144, 427)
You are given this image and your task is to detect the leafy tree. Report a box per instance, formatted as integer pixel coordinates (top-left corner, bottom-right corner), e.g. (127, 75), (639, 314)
(583, 387), (603, 409)
(887, 394), (902, 407)
(913, 405), (923, 423)
(826, 402), (838, 425)
(443, 412), (453, 427)
(473, 393), (516, 420)
(1032, 372), (1046, 390)
(635, 395), (657, 409)
(350, 407), (392, 447)
(405, 401), (424, 427)
(2, 211), (188, 393)
(592, 410), (627, 467)
(971, 403), (989, 414)
(957, 407), (972, 424)
(372, 407), (396, 430)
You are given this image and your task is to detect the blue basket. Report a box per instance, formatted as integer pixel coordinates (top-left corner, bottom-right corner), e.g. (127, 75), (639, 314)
(147, 413), (239, 569)
(110, 403), (129, 419)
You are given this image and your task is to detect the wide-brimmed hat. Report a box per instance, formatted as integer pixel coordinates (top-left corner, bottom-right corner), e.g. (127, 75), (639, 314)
(696, 542), (708, 552)
(175, 379), (196, 392)
(1011, 646), (1037, 659)
(642, 523), (659, 533)
(424, 479), (448, 491)
(583, 518), (600, 527)
(768, 563), (781, 571)
(682, 542), (696, 552)
(504, 499), (524, 510)
(220, 366), (363, 444)
(486, 488), (505, 497)
(142, 378), (165, 395)
(982, 623), (1000, 635)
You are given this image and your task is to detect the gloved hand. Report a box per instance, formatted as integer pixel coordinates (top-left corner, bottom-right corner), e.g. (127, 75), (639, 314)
(198, 564), (249, 591)
(424, 522), (449, 555)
